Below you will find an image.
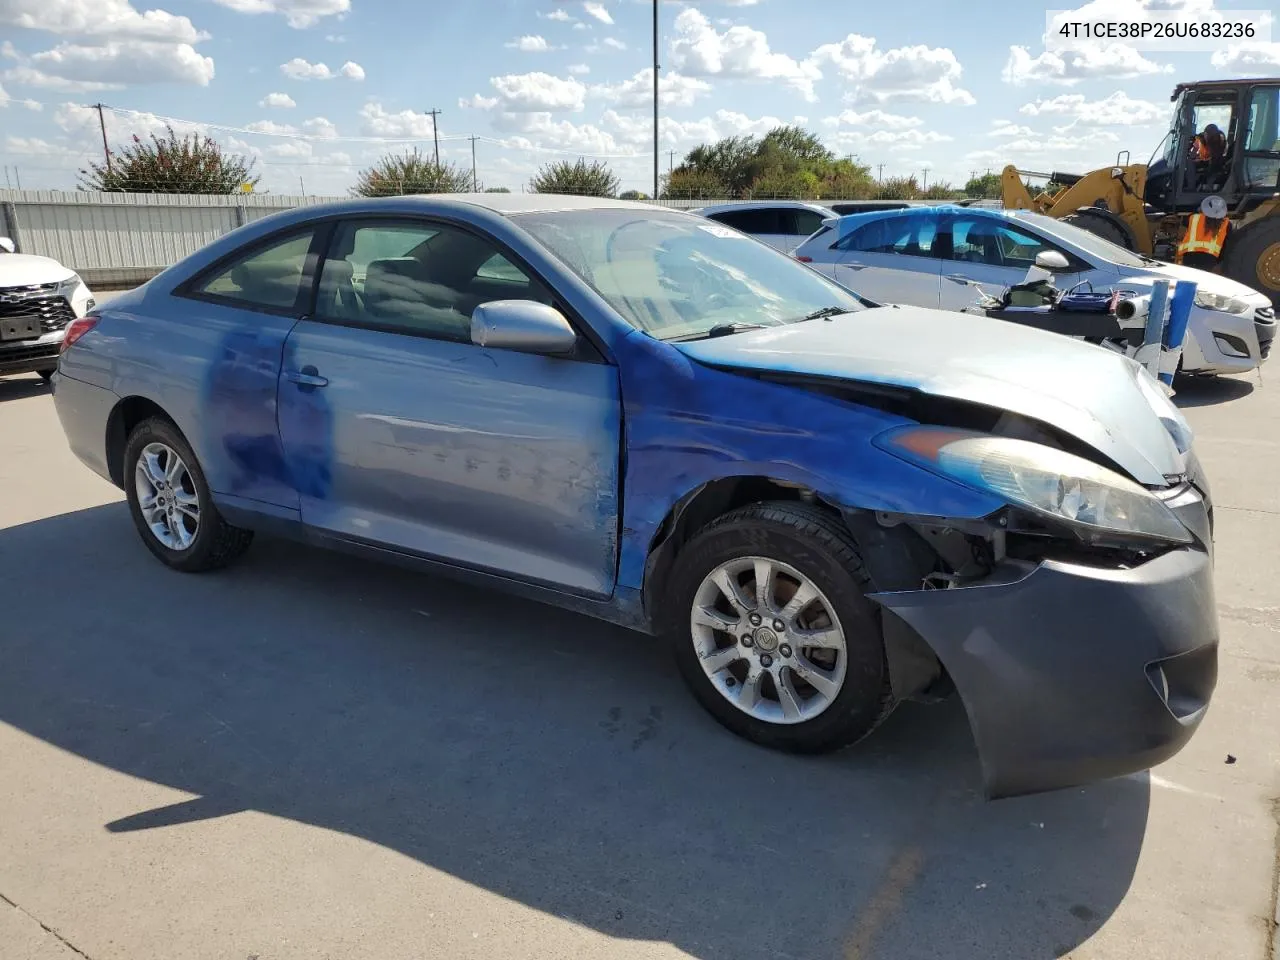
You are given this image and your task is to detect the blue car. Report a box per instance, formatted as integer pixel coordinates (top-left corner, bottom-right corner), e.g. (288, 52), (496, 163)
(53, 194), (1218, 798)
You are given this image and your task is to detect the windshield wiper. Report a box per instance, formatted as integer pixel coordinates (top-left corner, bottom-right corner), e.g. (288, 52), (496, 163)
(794, 305), (851, 323)
(666, 321), (768, 342)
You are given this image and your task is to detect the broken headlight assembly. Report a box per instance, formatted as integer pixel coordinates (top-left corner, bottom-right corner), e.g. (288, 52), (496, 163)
(875, 426), (1193, 547)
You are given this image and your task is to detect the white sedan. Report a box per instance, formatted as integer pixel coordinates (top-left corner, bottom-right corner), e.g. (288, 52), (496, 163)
(793, 206), (1275, 375)
(0, 237), (96, 382)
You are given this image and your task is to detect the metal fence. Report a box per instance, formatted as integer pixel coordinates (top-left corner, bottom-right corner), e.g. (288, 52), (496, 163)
(0, 190), (901, 287)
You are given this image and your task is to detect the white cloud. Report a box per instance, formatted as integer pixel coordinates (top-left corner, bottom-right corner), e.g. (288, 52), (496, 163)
(55, 101), (206, 140)
(259, 91), (296, 108)
(31, 40), (214, 86)
(246, 119), (298, 134)
(492, 111), (626, 155)
(359, 102), (442, 138)
(4, 135), (75, 155)
(964, 130), (1122, 169)
(567, 63), (590, 74)
(820, 108), (924, 131)
(209, 0), (349, 29)
(592, 68), (711, 108)
(468, 71), (588, 112)
(0, 0), (205, 43)
(279, 57), (362, 80)
(302, 115), (337, 138)
(989, 121), (1036, 138)
(710, 108), (807, 138)
(1019, 91), (1166, 126)
(3, 63), (120, 91)
(1211, 43), (1280, 72)
(459, 93), (499, 109)
(572, 21), (587, 30)
(830, 128), (952, 153)
(540, 8), (574, 21)
(582, 1), (612, 24)
(1002, 44), (1170, 84)
(266, 139), (312, 159)
(810, 34), (974, 105)
(603, 37), (625, 50)
(668, 8), (820, 101)
(506, 35), (551, 52)
(0, 82), (42, 109)
(602, 109), (720, 147)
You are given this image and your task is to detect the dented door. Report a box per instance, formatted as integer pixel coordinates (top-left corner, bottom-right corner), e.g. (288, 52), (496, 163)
(277, 319), (622, 598)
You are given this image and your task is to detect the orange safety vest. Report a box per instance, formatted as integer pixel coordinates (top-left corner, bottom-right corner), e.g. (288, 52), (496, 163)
(1190, 136), (1211, 162)
(1176, 213), (1230, 263)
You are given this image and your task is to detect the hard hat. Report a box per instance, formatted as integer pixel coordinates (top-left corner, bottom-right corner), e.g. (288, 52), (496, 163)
(1201, 195), (1228, 219)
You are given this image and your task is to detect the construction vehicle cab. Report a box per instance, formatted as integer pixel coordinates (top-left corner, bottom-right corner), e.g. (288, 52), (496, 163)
(1145, 79), (1280, 219)
(1002, 78), (1280, 309)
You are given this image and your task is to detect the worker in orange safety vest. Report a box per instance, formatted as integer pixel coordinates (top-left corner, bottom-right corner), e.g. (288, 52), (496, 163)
(1176, 195), (1232, 272)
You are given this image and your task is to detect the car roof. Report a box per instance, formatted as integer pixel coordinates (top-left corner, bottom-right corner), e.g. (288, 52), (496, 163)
(694, 200), (837, 216)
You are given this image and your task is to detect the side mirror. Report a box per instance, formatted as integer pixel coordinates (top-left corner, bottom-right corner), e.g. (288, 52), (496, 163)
(1035, 250), (1070, 271)
(471, 300), (577, 355)
(0, 238), (15, 254)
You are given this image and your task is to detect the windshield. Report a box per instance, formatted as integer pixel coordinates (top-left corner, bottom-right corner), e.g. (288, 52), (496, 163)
(1012, 210), (1151, 269)
(513, 209), (864, 340)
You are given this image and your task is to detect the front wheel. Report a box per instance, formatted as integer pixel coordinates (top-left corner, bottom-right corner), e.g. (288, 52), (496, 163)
(37, 369), (54, 383)
(665, 502), (894, 754)
(123, 417), (253, 572)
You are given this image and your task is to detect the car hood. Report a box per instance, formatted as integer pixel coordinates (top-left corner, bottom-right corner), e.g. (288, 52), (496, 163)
(1119, 261), (1269, 304)
(674, 305), (1189, 486)
(0, 253), (75, 287)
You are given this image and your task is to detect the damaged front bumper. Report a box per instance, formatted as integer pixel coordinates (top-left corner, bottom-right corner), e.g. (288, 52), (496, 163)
(871, 544), (1218, 800)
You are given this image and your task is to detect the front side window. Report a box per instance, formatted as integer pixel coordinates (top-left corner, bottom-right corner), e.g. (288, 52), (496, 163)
(835, 213), (937, 257)
(515, 209), (864, 341)
(189, 230), (316, 312)
(1244, 85), (1280, 190)
(315, 220), (550, 342)
(950, 216), (1053, 268)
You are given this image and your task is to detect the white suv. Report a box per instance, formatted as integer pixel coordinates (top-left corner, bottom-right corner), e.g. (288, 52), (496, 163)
(693, 201), (836, 253)
(0, 238), (96, 382)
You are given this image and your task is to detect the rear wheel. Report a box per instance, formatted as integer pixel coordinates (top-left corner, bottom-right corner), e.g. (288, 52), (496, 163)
(37, 369), (53, 383)
(665, 502), (894, 754)
(1222, 217), (1280, 311)
(1062, 209), (1136, 250)
(123, 417), (253, 572)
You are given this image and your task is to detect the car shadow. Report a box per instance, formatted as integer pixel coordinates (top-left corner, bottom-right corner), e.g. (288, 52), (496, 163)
(1173, 373), (1256, 408)
(0, 374), (50, 402)
(0, 503), (1151, 960)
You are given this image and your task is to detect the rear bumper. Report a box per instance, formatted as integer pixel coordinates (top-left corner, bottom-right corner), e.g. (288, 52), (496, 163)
(52, 371), (118, 485)
(872, 545), (1218, 799)
(0, 330), (63, 376)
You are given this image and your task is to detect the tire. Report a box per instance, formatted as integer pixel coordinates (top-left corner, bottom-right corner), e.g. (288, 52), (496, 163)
(1062, 209), (1136, 250)
(1221, 217), (1280, 311)
(123, 416), (253, 572)
(664, 501), (894, 754)
(37, 369), (53, 383)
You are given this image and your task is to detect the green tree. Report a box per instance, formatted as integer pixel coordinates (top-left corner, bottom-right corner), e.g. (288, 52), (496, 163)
(77, 126), (259, 194)
(618, 189), (650, 200)
(748, 168), (820, 200)
(923, 181), (962, 200)
(875, 176), (921, 200)
(662, 168), (727, 200)
(964, 171), (1002, 199)
(353, 149), (473, 196)
(484, 186), (512, 193)
(529, 159), (619, 197)
(819, 160), (877, 200)
(680, 136), (758, 196)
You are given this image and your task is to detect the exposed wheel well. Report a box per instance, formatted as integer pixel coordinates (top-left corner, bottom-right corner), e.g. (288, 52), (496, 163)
(643, 477), (952, 702)
(105, 396), (173, 488)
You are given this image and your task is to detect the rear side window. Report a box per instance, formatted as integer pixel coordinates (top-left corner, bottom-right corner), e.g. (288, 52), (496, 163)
(188, 230), (317, 312)
(710, 208), (782, 235)
(792, 209), (827, 237)
(834, 214), (938, 257)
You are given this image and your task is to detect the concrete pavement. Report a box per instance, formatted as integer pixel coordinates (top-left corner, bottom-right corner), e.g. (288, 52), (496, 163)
(0, 369), (1276, 960)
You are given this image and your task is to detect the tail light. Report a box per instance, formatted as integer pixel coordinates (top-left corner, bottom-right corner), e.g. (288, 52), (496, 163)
(795, 255), (813, 263)
(61, 315), (99, 353)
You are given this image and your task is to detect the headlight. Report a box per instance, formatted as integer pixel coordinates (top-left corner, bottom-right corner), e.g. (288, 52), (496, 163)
(1194, 290), (1249, 314)
(55, 274), (84, 300)
(876, 426), (1193, 545)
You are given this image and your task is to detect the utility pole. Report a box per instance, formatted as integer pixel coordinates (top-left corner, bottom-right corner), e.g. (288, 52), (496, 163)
(427, 108), (442, 167)
(13, 167), (20, 190)
(93, 103), (112, 173)
(298, 175), (305, 196)
(877, 163), (884, 182)
(921, 168), (929, 190)
(469, 135), (478, 191)
(652, 0), (659, 200)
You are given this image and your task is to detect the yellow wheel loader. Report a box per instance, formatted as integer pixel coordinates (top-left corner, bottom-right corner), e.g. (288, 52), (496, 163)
(1001, 78), (1280, 309)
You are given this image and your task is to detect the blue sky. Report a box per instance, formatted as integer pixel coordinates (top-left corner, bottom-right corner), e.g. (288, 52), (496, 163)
(0, 0), (1277, 195)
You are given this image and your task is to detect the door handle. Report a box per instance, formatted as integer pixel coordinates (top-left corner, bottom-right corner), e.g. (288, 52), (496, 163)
(286, 365), (328, 390)
(944, 274), (973, 285)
